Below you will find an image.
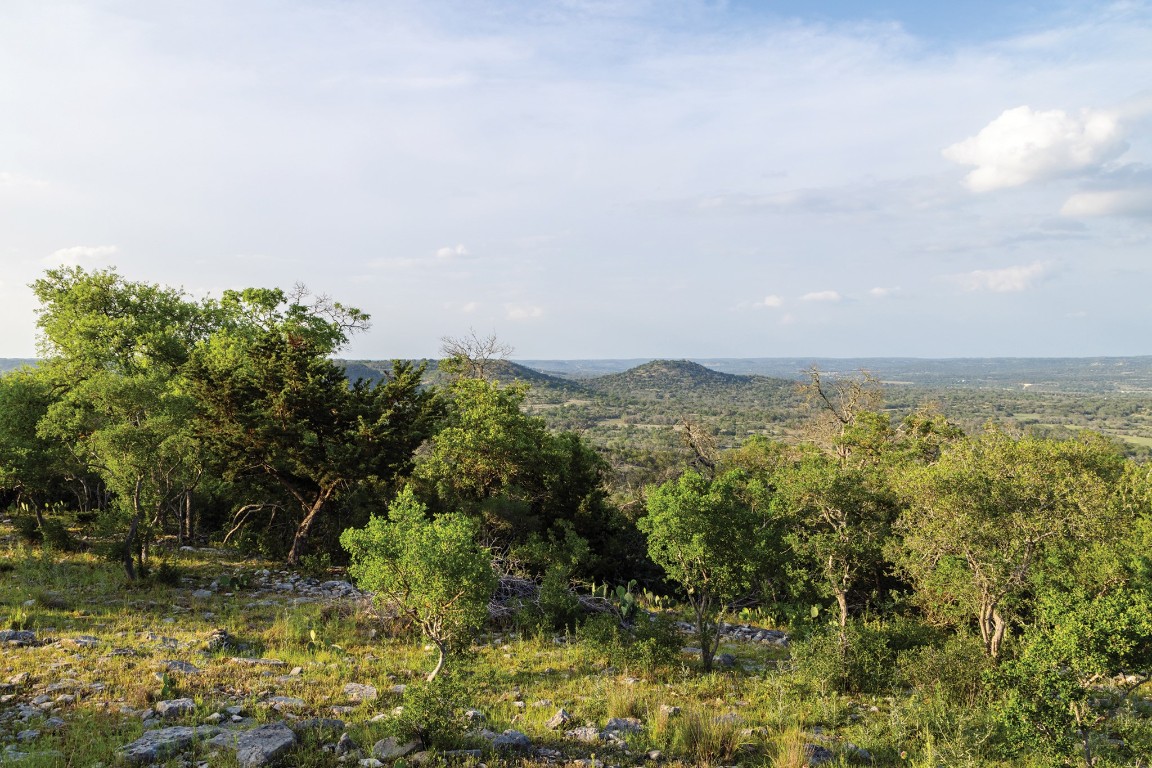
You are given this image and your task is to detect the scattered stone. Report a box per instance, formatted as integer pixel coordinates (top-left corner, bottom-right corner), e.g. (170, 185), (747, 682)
(373, 737), (420, 761)
(492, 730), (532, 750)
(7, 672), (30, 686)
(658, 705), (680, 717)
(359, 760), (384, 768)
(118, 725), (222, 764)
(205, 629), (238, 651)
(336, 733), (359, 756)
(289, 666), (303, 676)
(604, 717), (642, 734)
(231, 657), (288, 668)
(292, 718), (346, 735)
(464, 708), (486, 722)
(267, 696), (308, 712)
(0, 630), (38, 647)
(236, 722), (297, 768)
(155, 698), (196, 718)
(191, 589), (213, 599)
(67, 635), (100, 648)
(805, 744), (836, 766)
(343, 683), (378, 702)
(388, 684), (407, 695)
(204, 712), (224, 724)
(164, 660), (202, 675)
(546, 709), (571, 729)
(16, 730), (40, 742)
(567, 726), (602, 744)
(647, 750), (663, 761)
(845, 743), (873, 763)
(714, 653), (736, 668)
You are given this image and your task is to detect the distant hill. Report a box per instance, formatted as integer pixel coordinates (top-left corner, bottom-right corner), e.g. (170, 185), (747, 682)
(337, 358), (587, 402)
(0, 359), (38, 374)
(590, 359), (746, 391)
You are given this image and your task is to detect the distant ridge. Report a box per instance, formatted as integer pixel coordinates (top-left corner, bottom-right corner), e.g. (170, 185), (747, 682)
(590, 359), (747, 390)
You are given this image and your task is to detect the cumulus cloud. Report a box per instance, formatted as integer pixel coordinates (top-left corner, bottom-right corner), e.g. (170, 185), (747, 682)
(1061, 188), (1152, 218)
(434, 244), (470, 259)
(45, 245), (118, 265)
(944, 106), (1128, 192)
(869, 286), (896, 298)
(953, 261), (1050, 292)
(800, 290), (842, 302)
(755, 294), (784, 308)
(505, 304), (544, 321)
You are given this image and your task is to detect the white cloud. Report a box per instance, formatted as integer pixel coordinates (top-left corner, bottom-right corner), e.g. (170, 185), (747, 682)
(944, 106), (1128, 192)
(1061, 188), (1152, 218)
(45, 245), (118, 266)
(800, 290), (842, 302)
(869, 286), (895, 297)
(755, 294), (783, 308)
(435, 244), (469, 259)
(953, 261), (1050, 292)
(505, 304), (544, 321)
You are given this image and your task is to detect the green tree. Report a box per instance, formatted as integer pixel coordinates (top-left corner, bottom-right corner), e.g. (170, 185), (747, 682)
(774, 448), (895, 642)
(639, 469), (767, 671)
(341, 488), (496, 681)
(414, 375), (618, 577)
(896, 427), (1124, 657)
(186, 287), (438, 564)
(29, 267), (213, 576)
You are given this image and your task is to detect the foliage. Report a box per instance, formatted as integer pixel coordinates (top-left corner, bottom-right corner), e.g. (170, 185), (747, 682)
(341, 488), (497, 680)
(578, 611), (682, 675)
(639, 469), (768, 670)
(186, 287), (439, 564)
(895, 426), (1124, 657)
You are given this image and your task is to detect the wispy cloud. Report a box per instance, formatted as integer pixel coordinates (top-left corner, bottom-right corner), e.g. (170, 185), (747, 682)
(45, 245), (118, 266)
(800, 290), (842, 302)
(505, 304), (544, 321)
(952, 261), (1050, 292)
(1061, 188), (1152, 218)
(755, 294), (784, 308)
(435, 244), (470, 259)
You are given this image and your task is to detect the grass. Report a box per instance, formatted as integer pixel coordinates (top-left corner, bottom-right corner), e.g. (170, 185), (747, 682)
(0, 525), (1147, 767)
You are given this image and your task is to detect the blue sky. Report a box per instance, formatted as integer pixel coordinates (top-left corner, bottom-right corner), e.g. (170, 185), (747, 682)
(1, 1), (1150, 359)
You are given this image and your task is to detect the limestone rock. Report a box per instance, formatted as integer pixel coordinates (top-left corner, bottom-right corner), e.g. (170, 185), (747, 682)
(342, 683), (378, 702)
(372, 737), (420, 760)
(155, 698), (196, 718)
(546, 708), (571, 729)
(118, 725), (222, 764)
(235, 722), (297, 768)
(491, 729), (532, 750)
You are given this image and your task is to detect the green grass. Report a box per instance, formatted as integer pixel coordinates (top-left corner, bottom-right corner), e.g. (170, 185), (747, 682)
(0, 527), (1147, 767)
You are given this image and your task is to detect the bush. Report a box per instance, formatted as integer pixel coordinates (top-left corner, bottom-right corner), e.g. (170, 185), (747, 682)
(792, 619), (941, 695)
(515, 564), (583, 636)
(580, 611), (681, 675)
(391, 673), (473, 749)
(897, 632), (990, 707)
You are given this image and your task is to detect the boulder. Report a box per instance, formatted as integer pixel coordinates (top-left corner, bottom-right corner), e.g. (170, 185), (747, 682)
(235, 722), (297, 767)
(118, 725), (222, 764)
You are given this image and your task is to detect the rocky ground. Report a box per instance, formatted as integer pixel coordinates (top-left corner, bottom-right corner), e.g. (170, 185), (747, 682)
(0, 561), (829, 768)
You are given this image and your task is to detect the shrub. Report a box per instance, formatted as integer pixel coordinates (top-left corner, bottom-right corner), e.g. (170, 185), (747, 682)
(580, 611), (681, 675)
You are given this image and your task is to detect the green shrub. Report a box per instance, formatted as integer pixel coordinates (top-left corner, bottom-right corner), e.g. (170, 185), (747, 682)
(792, 619), (941, 694)
(580, 611), (681, 675)
(897, 632), (990, 707)
(516, 564), (583, 636)
(391, 673), (473, 749)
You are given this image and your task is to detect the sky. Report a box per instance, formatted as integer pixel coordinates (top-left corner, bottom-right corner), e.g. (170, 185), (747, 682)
(1, 1), (1150, 360)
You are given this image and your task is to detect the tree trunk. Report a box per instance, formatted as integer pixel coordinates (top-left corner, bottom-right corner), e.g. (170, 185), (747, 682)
(835, 588), (849, 651)
(285, 486), (335, 566)
(989, 608), (1007, 658)
(695, 596), (718, 672)
(427, 639), (447, 682)
(122, 478), (144, 581)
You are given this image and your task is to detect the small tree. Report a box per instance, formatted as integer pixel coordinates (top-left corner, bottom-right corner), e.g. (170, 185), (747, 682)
(639, 470), (766, 671)
(341, 488), (496, 681)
